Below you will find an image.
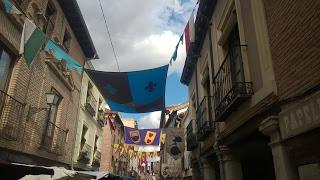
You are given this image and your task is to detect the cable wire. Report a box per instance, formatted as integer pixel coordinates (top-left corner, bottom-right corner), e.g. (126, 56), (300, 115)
(98, 0), (121, 72)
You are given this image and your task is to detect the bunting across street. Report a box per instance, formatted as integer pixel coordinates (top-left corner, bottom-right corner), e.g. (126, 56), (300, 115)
(85, 65), (169, 113)
(124, 126), (162, 146)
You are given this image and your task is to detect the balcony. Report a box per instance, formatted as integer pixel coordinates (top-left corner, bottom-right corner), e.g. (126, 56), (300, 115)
(196, 97), (214, 141)
(92, 151), (101, 167)
(41, 121), (68, 155)
(214, 53), (253, 122)
(186, 120), (197, 151)
(85, 93), (97, 117)
(97, 109), (106, 128)
(78, 143), (92, 164)
(0, 90), (25, 141)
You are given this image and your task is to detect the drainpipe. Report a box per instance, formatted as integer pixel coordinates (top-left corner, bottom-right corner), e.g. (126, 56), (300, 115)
(214, 143), (225, 180)
(213, 121), (225, 180)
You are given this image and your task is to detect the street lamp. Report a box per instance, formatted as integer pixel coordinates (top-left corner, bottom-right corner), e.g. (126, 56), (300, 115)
(42, 91), (60, 145)
(46, 91), (60, 106)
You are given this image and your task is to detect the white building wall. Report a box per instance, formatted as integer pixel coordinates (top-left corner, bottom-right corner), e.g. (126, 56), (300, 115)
(73, 62), (106, 168)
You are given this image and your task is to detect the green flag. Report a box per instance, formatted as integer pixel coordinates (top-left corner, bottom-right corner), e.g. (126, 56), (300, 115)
(170, 34), (184, 64)
(19, 19), (46, 66)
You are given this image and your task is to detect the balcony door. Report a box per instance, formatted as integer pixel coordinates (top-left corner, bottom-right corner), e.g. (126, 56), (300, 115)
(228, 24), (245, 84)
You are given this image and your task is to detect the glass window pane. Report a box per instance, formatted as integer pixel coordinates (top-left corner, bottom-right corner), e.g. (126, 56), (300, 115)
(0, 49), (12, 90)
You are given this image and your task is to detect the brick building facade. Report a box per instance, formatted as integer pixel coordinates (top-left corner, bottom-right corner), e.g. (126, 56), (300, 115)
(0, 0), (97, 167)
(180, 0), (320, 180)
(100, 112), (129, 176)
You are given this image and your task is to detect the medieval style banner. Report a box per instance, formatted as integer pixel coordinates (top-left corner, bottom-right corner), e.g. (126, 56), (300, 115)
(165, 128), (185, 160)
(124, 126), (162, 146)
(85, 65), (169, 113)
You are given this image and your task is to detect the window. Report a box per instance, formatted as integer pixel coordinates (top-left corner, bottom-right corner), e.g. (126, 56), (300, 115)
(80, 125), (88, 149)
(94, 135), (99, 155)
(49, 88), (61, 123)
(62, 29), (71, 52)
(15, 0), (23, 5)
(0, 47), (13, 91)
(85, 82), (97, 116)
(227, 24), (244, 83)
(191, 93), (196, 110)
(43, 1), (56, 36)
(214, 23), (253, 121)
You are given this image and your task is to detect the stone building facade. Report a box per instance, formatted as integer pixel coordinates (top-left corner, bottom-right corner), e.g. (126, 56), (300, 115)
(180, 0), (320, 180)
(72, 61), (106, 170)
(0, 0), (97, 167)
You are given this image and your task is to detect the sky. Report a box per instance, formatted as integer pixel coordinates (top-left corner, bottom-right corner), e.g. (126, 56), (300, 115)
(76, 0), (196, 129)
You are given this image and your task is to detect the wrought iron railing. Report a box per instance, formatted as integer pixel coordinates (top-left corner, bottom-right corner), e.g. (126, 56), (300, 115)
(85, 92), (97, 117)
(41, 121), (68, 155)
(0, 90), (25, 141)
(213, 53), (253, 121)
(196, 96), (214, 141)
(82, 143), (92, 156)
(95, 150), (101, 160)
(78, 143), (92, 164)
(186, 120), (197, 151)
(97, 109), (106, 127)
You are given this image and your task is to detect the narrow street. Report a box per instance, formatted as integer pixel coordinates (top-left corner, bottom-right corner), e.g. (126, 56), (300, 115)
(0, 0), (320, 180)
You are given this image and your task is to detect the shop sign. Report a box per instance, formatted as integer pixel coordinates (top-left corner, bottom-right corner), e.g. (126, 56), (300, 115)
(279, 93), (320, 139)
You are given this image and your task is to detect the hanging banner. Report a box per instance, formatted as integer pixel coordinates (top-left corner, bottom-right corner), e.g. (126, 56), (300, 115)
(3, 0), (22, 14)
(44, 40), (82, 74)
(160, 131), (166, 144)
(85, 65), (168, 113)
(184, 11), (195, 53)
(165, 128), (185, 160)
(124, 126), (162, 146)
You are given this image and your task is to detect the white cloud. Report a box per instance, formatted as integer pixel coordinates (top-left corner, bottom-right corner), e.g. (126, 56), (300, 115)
(138, 111), (162, 129)
(76, 0), (196, 74)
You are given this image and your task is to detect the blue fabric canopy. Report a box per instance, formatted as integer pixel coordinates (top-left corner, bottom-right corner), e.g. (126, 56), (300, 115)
(85, 65), (168, 113)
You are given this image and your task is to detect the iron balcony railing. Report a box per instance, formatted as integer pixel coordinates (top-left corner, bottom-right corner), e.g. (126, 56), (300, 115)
(82, 143), (92, 156)
(95, 150), (101, 160)
(213, 53), (253, 122)
(97, 109), (106, 127)
(41, 121), (68, 155)
(0, 90), (25, 141)
(186, 120), (197, 151)
(85, 92), (97, 117)
(196, 96), (214, 141)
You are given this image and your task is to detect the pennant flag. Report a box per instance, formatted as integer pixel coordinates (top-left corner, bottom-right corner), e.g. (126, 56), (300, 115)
(113, 144), (119, 151)
(124, 126), (161, 146)
(3, 0), (22, 14)
(19, 19), (46, 66)
(160, 131), (166, 144)
(44, 40), (82, 74)
(170, 35), (184, 64)
(165, 128), (185, 160)
(86, 65), (169, 113)
(184, 11), (195, 53)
